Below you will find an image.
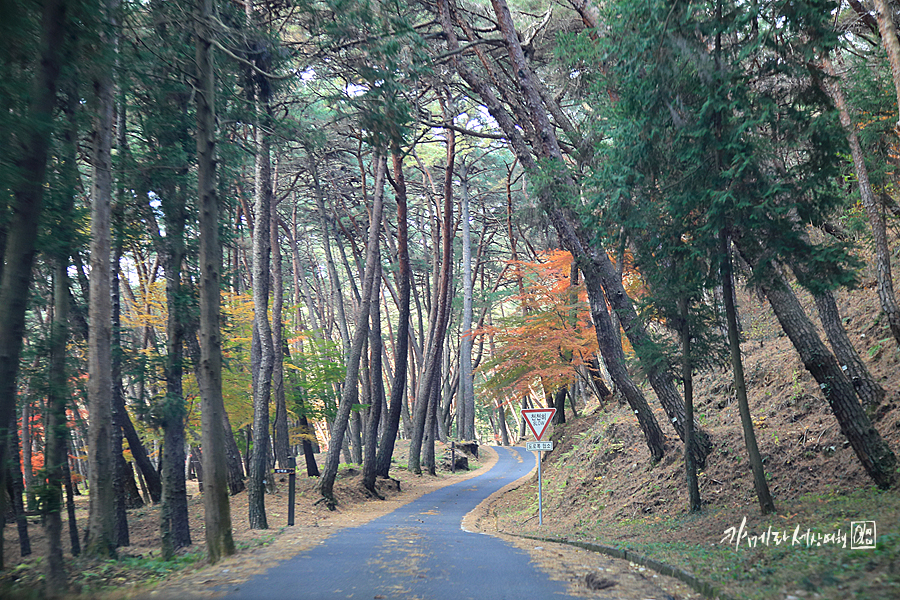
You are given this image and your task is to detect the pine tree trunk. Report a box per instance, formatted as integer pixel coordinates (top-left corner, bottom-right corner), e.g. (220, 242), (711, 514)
(249, 97), (274, 530)
(459, 159), (476, 440)
(872, 0), (900, 128)
(678, 297), (702, 513)
(112, 250), (136, 549)
(813, 290), (885, 408)
(585, 271), (667, 461)
(721, 233), (775, 514)
(409, 111), (455, 474)
(45, 241), (70, 593)
(195, 0), (235, 563)
(308, 148), (351, 356)
(159, 131), (190, 554)
(735, 236), (897, 489)
(63, 442), (81, 557)
(6, 415), (32, 558)
(589, 246), (711, 465)
(85, 0), (118, 555)
(222, 411), (247, 494)
(0, 0), (67, 570)
(821, 54), (900, 348)
(376, 149), (412, 478)
(272, 203), (291, 469)
(553, 387), (567, 425)
(363, 263), (384, 494)
(498, 400), (511, 446)
(319, 155), (387, 505)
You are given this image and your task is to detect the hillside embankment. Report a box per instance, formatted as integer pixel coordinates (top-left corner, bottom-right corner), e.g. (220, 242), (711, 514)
(485, 276), (900, 600)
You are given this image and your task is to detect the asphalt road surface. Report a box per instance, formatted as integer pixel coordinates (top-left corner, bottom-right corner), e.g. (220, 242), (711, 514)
(219, 446), (575, 599)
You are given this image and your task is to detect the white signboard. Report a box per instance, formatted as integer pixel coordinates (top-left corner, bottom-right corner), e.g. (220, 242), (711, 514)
(526, 441), (553, 451)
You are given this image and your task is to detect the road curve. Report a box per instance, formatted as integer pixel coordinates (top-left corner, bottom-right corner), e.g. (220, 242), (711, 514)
(219, 446), (574, 599)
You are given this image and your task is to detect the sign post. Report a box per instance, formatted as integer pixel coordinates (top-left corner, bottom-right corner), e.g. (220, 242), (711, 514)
(274, 462), (297, 525)
(521, 408), (556, 525)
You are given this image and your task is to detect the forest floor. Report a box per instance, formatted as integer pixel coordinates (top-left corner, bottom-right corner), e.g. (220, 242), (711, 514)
(481, 271), (900, 600)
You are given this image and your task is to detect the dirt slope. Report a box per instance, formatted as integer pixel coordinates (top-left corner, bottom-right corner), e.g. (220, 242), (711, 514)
(487, 275), (900, 600)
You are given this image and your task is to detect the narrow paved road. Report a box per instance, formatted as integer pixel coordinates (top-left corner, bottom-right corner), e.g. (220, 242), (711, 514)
(220, 446), (574, 599)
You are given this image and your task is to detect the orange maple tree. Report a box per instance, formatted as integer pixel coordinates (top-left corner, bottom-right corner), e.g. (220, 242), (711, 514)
(477, 250), (597, 403)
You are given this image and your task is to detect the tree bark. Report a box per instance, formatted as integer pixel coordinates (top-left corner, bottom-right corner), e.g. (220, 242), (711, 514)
(721, 233), (775, 514)
(6, 415), (31, 558)
(272, 201), (291, 469)
(160, 173), (191, 556)
(0, 0), (68, 571)
(85, 0), (118, 555)
(45, 133), (76, 589)
(111, 252), (133, 547)
(678, 297), (702, 513)
(459, 158), (476, 440)
(320, 154), (387, 505)
(409, 105), (456, 474)
(195, 0), (235, 562)
(872, 0), (900, 128)
(585, 276), (667, 462)
(363, 262), (385, 494)
(249, 87), (275, 530)
(813, 289), (885, 409)
(376, 149), (412, 478)
(821, 54), (900, 348)
(735, 235), (897, 489)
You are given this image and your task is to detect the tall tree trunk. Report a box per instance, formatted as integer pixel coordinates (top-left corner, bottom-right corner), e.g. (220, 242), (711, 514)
(459, 159), (476, 440)
(22, 399), (35, 510)
(363, 262), (384, 494)
(872, 0), (900, 128)
(497, 401), (510, 446)
(586, 273), (667, 461)
(376, 148), (411, 478)
(44, 82), (80, 589)
(319, 154), (387, 505)
(187, 332), (245, 494)
(821, 54), (900, 348)
(589, 247), (711, 465)
(735, 235), (897, 489)
(272, 201), (291, 468)
(813, 289), (885, 409)
(85, 0), (118, 556)
(553, 387), (567, 425)
(6, 415), (31, 558)
(718, 235), (773, 514)
(111, 251), (133, 547)
(160, 168), (191, 557)
(249, 90), (274, 530)
(0, 0), (68, 571)
(195, 0), (235, 563)
(308, 147), (351, 356)
(285, 343), (320, 477)
(63, 436), (81, 557)
(678, 297), (702, 513)
(409, 108), (455, 474)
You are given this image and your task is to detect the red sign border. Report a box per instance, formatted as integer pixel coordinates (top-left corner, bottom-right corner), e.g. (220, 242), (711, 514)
(521, 408), (556, 441)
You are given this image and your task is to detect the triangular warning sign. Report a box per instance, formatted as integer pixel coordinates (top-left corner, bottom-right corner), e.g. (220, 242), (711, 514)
(522, 408), (556, 441)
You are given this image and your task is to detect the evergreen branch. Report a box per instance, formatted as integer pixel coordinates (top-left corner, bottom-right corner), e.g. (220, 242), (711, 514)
(210, 38), (296, 81)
